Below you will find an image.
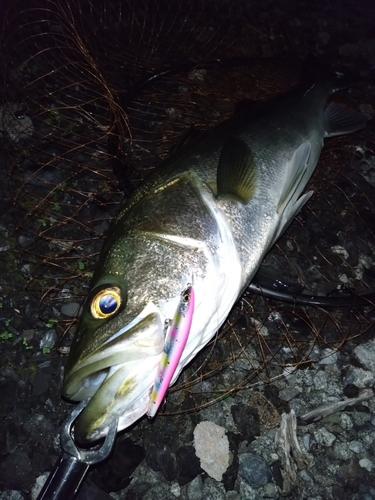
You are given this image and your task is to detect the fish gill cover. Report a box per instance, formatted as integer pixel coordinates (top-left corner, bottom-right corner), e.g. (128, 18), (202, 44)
(0, 0), (374, 496)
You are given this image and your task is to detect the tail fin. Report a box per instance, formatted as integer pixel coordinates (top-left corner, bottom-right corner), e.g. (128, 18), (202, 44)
(325, 102), (370, 137)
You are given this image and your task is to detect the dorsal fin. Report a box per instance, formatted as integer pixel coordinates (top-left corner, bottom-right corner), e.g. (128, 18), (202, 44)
(217, 137), (258, 205)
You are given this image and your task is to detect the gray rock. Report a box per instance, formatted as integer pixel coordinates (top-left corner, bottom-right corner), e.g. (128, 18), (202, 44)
(61, 302), (81, 317)
(225, 491), (241, 500)
(0, 491), (24, 500)
(299, 468), (315, 484)
(343, 367), (375, 388)
(183, 475), (203, 500)
(39, 329), (58, 350)
(340, 413), (353, 431)
(170, 483), (181, 497)
(333, 442), (352, 461)
(142, 483), (179, 500)
(354, 339), (375, 372)
(313, 428), (336, 447)
(261, 482), (279, 498)
(288, 398), (309, 416)
(313, 370), (328, 391)
(318, 348), (339, 365)
(359, 458), (374, 472)
(202, 477), (226, 500)
(351, 409), (373, 427)
(0, 240), (10, 252)
(279, 387), (301, 402)
(303, 433), (311, 452)
(239, 478), (257, 499)
(294, 369), (314, 387)
(238, 452), (272, 488)
(348, 441), (363, 454)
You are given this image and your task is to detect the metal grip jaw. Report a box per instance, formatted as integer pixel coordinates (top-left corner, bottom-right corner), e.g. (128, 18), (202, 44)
(37, 398), (117, 500)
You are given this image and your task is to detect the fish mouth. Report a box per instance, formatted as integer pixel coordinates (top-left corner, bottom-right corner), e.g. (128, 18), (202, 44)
(62, 302), (165, 443)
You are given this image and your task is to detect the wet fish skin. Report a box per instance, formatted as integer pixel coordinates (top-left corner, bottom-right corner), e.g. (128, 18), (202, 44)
(62, 75), (368, 443)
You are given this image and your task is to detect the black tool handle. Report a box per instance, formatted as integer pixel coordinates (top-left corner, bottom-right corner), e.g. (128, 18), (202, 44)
(36, 398), (117, 499)
(37, 451), (89, 500)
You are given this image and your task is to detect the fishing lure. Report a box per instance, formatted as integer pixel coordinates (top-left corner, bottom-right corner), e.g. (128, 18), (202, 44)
(147, 284), (194, 418)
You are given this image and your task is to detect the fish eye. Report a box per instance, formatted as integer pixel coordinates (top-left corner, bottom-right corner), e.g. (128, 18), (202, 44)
(90, 286), (122, 319)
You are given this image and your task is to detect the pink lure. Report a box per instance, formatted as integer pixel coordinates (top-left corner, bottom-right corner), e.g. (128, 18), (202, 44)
(147, 285), (194, 418)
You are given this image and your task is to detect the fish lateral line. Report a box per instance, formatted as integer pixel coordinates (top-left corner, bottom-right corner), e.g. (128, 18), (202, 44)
(147, 285), (194, 418)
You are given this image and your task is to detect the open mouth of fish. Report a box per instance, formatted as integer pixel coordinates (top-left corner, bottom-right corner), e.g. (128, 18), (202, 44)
(63, 302), (166, 442)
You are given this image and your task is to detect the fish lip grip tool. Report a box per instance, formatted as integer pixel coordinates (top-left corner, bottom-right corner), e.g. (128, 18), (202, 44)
(37, 398), (118, 500)
(147, 284), (195, 418)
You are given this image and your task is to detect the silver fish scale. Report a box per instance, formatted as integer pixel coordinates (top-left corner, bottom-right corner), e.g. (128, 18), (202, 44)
(130, 96), (325, 292)
(97, 172), (230, 343)
(120, 171), (221, 250)
(107, 232), (208, 313)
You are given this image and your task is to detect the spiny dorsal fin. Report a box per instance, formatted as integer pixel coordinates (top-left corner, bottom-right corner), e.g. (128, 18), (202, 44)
(217, 136), (258, 205)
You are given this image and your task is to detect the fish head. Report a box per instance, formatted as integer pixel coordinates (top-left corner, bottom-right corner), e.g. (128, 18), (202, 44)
(62, 231), (190, 444)
(62, 171), (244, 444)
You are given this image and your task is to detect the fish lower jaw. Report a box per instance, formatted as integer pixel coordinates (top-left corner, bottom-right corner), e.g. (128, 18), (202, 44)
(70, 356), (162, 442)
(63, 359), (135, 401)
(77, 391), (152, 444)
(63, 369), (109, 401)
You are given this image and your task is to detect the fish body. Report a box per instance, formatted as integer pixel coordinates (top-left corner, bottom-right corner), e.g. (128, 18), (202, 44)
(62, 75), (367, 443)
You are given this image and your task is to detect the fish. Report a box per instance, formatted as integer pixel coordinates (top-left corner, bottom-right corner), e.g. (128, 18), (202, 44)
(62, 72), (368, 443)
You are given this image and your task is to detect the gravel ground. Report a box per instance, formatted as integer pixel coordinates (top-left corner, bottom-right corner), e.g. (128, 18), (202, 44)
(0, 0), (375, 499)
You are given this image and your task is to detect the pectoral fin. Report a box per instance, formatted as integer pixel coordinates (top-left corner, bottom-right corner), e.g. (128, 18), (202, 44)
(270, 142), (312, 248)
(217, 137), (258, 205)
(277, 141), (311, 215)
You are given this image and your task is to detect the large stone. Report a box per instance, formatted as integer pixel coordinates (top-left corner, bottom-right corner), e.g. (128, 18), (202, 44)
(193, 421), (230, 481)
